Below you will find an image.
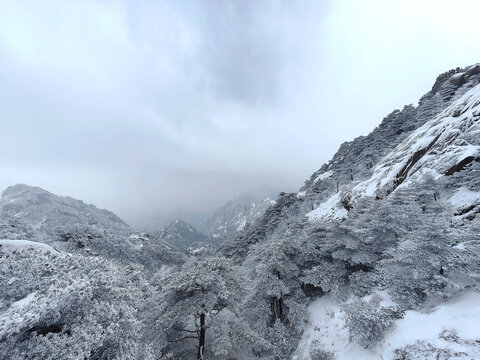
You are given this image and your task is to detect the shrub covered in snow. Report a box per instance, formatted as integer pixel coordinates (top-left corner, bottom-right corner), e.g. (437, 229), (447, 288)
(0, 242), (154, 359)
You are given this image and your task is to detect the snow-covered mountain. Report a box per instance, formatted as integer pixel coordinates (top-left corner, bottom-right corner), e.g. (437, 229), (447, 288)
(220, 63), (480, 359)
(0, 184), (130, 232)
(301, 64), (480, 218)
(133, 208), (207, 232)
(307, 65), (480, 222)
(3, 64), (480, 360)
(155, 218), (209, 251)
(137, 190), (277, 244)
(0, 184), (184, 267)
(198, 193), (276, 242)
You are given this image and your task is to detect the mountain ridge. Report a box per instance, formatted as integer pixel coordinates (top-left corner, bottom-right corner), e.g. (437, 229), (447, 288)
(2, 64), (480, 359)
(198, 192), (277, 242)
(218, 63), (480, 359)
(155, 218), (210, 251)
(0, 183), (130, 231)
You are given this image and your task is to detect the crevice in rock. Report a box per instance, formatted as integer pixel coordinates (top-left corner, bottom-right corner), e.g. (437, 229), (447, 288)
(22, 322), (70, 340)
(445, 156), (480, 176)
(387, 133), (442, 195)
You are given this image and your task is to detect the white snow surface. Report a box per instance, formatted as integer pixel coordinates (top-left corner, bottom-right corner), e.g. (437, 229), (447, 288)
(0, 239), (57, 254)
(448, 187), (480, 208)
(0, 293), (38, 337)
(306, 193), (348, 222)
(314, 170), (334, 183)
(362, 290), (396, 308)
(293, 295), (371, 360)
(308, 84), (480, 223)
(294, 291), (480, 359)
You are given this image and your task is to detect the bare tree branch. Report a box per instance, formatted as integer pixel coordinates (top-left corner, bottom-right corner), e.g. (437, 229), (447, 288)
(173, 327), (199, 334)
(169, 335), (198, 343)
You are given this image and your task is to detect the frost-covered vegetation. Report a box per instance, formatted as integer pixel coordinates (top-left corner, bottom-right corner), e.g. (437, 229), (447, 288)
(2, 65), (480, 359)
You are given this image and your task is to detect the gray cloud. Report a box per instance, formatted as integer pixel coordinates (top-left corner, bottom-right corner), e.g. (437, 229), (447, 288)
(1, 0), (480, 225)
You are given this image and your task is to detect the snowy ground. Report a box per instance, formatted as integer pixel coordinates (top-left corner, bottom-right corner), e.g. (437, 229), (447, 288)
(306, 193), (348, 222)
(293, 291), (480, 359)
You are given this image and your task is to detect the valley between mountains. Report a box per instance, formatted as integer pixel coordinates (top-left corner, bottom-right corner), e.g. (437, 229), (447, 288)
(2, 64), (480, 359)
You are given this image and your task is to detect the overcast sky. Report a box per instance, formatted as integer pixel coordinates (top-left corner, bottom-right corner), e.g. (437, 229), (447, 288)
(1, 0), (480, 225)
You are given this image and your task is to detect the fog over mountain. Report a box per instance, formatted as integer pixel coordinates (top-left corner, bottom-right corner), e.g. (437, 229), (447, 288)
(3, 63), (480, 359)
(2, 0), (480, 223)
(2, 3), (480, 358)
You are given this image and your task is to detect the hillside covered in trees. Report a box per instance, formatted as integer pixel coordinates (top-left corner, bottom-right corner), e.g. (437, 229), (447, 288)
(2, 64), (480, 359)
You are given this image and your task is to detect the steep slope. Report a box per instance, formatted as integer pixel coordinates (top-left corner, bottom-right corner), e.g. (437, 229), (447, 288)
(157, 218), (209, 251)
(223, 63), (480, 258)
(302, 64), (480, 220)
(308, 78), (480, 222)
(0, 184), (129, 232)
(2, 65), (480, 360)
(219, 64), (480, 359)
(198, 193), (276, 243)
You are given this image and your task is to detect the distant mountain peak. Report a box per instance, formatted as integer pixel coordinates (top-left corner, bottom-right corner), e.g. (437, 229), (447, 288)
(158, 218), (208, 251)
(198, 192), (277, 241)
(0, 184), (129, 231)
(2, 183), (50, 199)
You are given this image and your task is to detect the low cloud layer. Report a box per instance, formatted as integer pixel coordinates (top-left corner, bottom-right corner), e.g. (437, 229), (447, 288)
(1, 0), (480, 224)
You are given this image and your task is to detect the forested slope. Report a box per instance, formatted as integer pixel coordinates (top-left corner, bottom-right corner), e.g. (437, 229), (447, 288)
(1, 64), (480, 359)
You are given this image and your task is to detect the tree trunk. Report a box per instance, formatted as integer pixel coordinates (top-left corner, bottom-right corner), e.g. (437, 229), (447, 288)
(197, 312), (205, 359)
(278, 297), (284, 320)
(270, 296), (284, 325)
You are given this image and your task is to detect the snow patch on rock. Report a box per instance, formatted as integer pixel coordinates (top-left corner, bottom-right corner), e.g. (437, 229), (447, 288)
(314, 170), (334, 183)
(306, 193), (348, 222)
(448, 187), (480, 208)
